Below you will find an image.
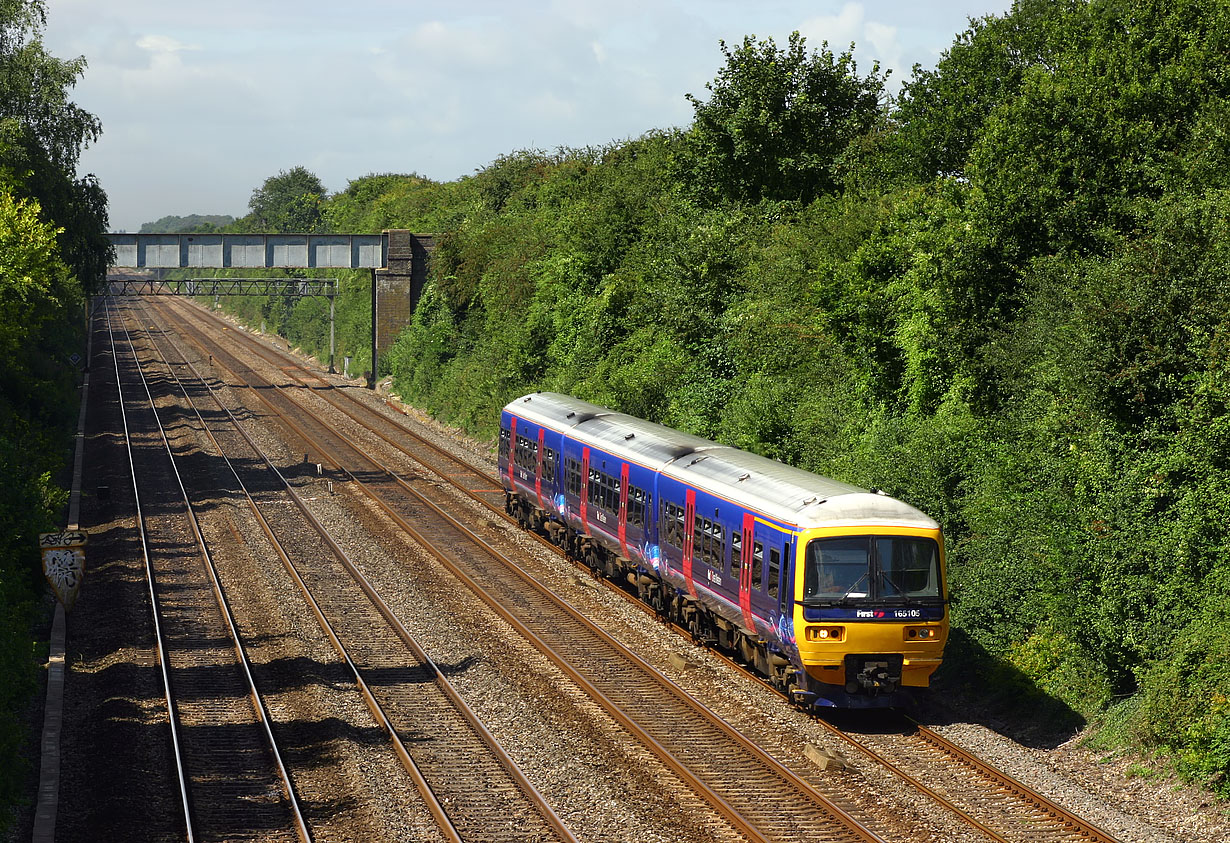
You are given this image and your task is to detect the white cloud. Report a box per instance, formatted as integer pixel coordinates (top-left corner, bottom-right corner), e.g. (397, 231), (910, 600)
(135, 34), (198, 54)
(864, 21), (905, 78)
(800, 2), (865, 49)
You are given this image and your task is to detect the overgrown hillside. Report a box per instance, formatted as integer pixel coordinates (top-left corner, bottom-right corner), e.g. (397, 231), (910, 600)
(212, 0), (1230, 796)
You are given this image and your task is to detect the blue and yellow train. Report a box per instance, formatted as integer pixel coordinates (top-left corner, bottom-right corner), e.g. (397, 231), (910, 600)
(499, 392), (948, 708)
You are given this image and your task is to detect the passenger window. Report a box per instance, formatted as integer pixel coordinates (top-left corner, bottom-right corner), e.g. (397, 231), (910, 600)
(777, 548), (787, 607)
(730, 530), (742, 576)
(765, 543), (778, 599)
(771, 548), (784, 608)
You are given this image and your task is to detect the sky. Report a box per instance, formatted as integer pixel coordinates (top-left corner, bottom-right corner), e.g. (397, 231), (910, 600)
(41, 1), (1012, 233)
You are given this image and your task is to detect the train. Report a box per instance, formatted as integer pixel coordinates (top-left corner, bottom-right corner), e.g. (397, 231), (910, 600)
(498, 392), (948, 709)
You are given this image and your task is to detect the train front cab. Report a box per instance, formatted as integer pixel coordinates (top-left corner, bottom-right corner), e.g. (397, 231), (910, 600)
(792, 525), (948, 708)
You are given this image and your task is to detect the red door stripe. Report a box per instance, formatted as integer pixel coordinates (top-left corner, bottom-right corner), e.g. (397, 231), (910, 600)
(535, 428), (545, 508)
(618, 462), (629, 559)
(683, 489), (698, 598)
(508, 416), (517, 490)
(580, 447), (590, 535)
(739, 512), (757, 632)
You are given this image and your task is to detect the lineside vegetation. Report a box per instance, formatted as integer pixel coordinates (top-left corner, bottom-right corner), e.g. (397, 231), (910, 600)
(0, 0), (109, 831)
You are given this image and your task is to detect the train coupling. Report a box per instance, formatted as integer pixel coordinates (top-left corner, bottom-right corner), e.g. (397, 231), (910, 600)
(790, 687), (818, 708)
(844, 655), (903, 696)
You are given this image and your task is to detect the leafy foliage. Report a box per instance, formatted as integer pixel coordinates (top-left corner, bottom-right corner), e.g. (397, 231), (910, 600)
(138, 213), (234, 233)
(0, 2), (107, 827)
(246, 165), (327, 232)
(677, 33), (887, 205)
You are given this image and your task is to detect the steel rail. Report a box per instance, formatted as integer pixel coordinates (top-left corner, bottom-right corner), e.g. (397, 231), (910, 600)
(909, 720), (1122, 842)
(137, 297), (578, 843)
(108, 298), (312, 843)
(155, 297), (887, 843)
(101, 298), (196, 843)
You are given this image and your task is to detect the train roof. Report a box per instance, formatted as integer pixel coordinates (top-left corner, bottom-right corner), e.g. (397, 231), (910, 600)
(507, 392), (714, 469)
(662, 447), (938, 531)
(504, 393), (939, 531)
(504, 392), (610, 430)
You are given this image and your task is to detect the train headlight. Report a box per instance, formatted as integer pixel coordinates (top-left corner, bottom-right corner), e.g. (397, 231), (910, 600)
(904, 626), (938, 641)
(805, 626), (844, 642)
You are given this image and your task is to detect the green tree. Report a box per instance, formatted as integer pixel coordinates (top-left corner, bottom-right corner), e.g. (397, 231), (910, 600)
(0, 185), (79, 831)
(677, 32), (887, 205)
(0, 0), (108, 288)
(247, 165), (327, 232)
(139, 213), (234, 233)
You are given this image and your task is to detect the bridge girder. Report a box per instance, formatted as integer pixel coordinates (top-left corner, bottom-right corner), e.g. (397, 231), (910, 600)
(106, 278), (338, 298)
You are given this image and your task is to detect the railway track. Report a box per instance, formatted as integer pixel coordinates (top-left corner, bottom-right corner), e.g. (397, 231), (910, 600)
(126, 297), (578, 843)
(153, 295), (1124, 843)
(817, 714), (1122, 843)
(151, 296), (891, 842)
(103, 298), (309, 842)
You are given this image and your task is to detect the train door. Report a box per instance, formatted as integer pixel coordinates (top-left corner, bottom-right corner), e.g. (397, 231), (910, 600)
(580, 446), (591, 536)
(535, 428), (545, 508)
(682, 489), (698, 598)
(618, 462), (630, 559)
(507, 416), (517, 489)
(738, 512), (757, 632)
(754, 522), (780, 622)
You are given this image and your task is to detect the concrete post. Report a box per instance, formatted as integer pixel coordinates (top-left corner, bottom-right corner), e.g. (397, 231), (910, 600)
(328, 294), (336, 373)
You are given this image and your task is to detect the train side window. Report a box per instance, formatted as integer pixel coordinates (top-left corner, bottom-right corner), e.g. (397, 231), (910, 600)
(499, 428), (511, 463)
(763, 542), (777, 598)
(628, 486), (646, 528)
(565, 458), (581, 496)
(514, 435), (538, 472)
(771, 548), (783, 608)
(730, 530), (742, 576)
(772, 546), (782, 610)
(751, 539), (763, 589)
(711, 521), (725, 568)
